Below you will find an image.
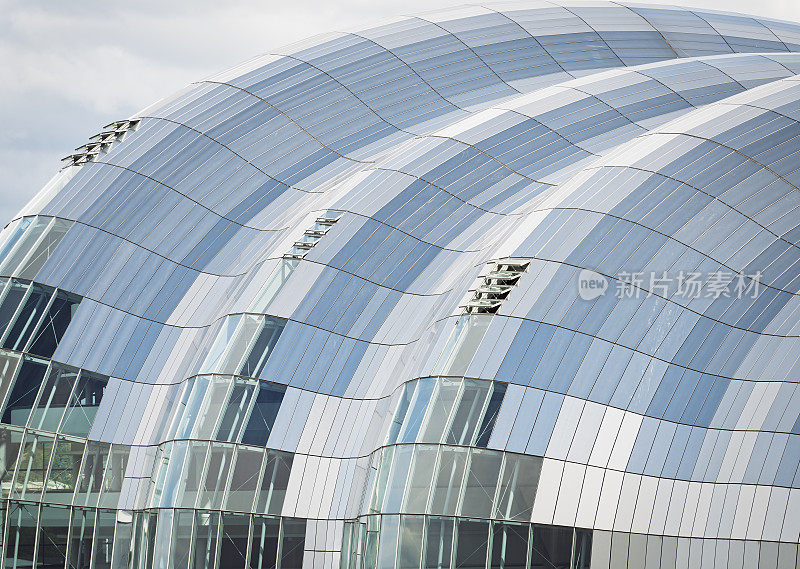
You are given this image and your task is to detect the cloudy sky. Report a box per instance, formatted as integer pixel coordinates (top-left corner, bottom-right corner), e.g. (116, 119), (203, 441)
(2, 0), (799, 224)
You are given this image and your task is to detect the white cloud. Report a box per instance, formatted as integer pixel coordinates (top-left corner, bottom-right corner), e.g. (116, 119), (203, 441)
(1, 0), (798, 223)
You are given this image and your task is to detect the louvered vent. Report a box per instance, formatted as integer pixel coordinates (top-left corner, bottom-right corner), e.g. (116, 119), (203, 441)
(61, 118), (140, 168)
(460, 258), (530, 314)
(282, 210), (342, 260)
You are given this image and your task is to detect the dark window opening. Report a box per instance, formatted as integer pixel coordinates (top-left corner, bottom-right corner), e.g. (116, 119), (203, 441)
(455, 520), (489, 569)
(475, 383), (507, 447)
(280, 518), (306, 569)
(28, 290), (81, 359)
(3, 283), (53, 352)
(491, 523), (528, 569)
(2, 356), (48, 426)
(531, 525), (573, 569)
(240, 383), (286, 447)
(239, 317), (286, 378)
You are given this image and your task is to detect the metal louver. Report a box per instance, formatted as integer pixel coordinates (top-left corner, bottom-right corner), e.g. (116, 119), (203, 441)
(461, 258), (530, 314)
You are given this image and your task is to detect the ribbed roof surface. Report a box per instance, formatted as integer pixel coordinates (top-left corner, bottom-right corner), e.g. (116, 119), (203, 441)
(3, 2), (800, 565)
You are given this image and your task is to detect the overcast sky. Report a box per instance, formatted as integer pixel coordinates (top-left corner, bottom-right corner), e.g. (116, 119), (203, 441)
(2, 0), (799, 224)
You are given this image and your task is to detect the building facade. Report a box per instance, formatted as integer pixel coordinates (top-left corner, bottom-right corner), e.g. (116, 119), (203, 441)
(2, 2), (800, 568)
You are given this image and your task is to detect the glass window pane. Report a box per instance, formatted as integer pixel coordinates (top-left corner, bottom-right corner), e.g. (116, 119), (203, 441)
(0, 427), (24, 498)
(403, 446), (437, 513)
(240, 316), (285, 378)
(248, 259), (297, 313)
(384, 445), (413, 513)
(164, 381), (192, 441)
(111, 511), (133, 569)
(60, 370), (108, 438)
(193, 376), (231, 440)
(69, 507), (95, 569)
(178, 442), (209, 509)
(429, 447), (468, 516)
(573, 529), (592, 569)
(29, 363), (79, 432)
(99, 444), (129, 509)
(27, 289), (81, 359)
(455, 520), (488, 569)
(200, 316), (242, 374)
(421, 380), (461, 444)
(398, 515), (425, 569)
(240, 383), (285, 447)
(475, 383), (507, 447)
(370, 447), (394, 514)
(399, 379), (435, 444)
(0, 217), (49, 275)
(446, 380), (490, 446)
(220, 315), (263, 375)
(280, 518), (305, 569)
(340, 522), (358, 569)
(364, 517), (379, 569)
(2, 356), (49, 427)
(74, 441), (109, 508)
(531, 525), (572, 569)
(377, 515), (399, 569)
(494, 455), (542, 522)
(387, 382), (417, 445)
(460, 449), (502, 519)
(3, 283), (53, 352)
(219, 513), (249, 569)
(0, 218), (32, 268)
(216, 380), (256, 442)
(37, 504), (70, 569)
(255, 451), (292, 516)
(198, 444), (234, 510)
(0, 281), (29, 341)
(171, 510), (194, 569)
(424, 518), (453, 569)
(4, 501), (38, 567)
(436, 315), (491, 376)
(490, 523), (527, 569)
(0, 350), (22, 414)
(193, 511), (220, 569)
(151, 509), (173, 569)
(43, 436), (85, 505)
(248, 517), (279, 569)
(12, 430), (55, 501)
(132, 512), (157, 569)
(18, 218), (72, 280)
(156, 442), (188, 508)
(176, 376), (210, 439)
(225, 446), (264, 512)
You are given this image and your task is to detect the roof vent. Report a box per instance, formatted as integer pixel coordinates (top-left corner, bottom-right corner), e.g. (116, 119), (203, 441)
(282, 210), (342, 260)
(460, 257), (530, 314)
(60, 119), (141, 168)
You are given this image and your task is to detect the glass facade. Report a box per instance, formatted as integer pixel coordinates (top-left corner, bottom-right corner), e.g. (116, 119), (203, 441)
(4, 1), (800, 568)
